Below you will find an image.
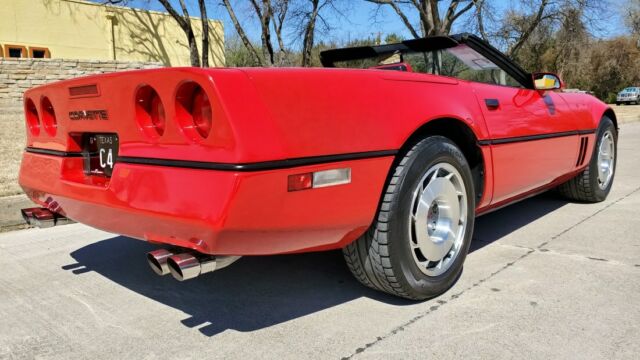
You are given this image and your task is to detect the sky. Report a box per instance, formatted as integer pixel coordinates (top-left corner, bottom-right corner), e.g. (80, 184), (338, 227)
(97, 0), (630, 48)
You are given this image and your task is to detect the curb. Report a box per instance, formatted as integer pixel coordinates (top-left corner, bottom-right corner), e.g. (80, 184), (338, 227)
(0, 194), (33, 229)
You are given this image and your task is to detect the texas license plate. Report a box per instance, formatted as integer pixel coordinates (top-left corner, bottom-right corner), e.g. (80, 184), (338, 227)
(83, 134), (119, 177)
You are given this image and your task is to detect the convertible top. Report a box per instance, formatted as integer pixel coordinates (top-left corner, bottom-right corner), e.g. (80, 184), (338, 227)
(320, 33), (533, 89)
(319, 36), (460, 66)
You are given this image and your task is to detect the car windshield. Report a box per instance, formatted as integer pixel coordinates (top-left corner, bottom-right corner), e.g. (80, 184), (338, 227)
(621, 87), (639, 94)
(333, 44), (522, 88)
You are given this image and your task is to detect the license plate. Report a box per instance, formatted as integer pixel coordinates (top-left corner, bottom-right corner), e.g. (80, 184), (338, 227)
(83, 134), (119, 177)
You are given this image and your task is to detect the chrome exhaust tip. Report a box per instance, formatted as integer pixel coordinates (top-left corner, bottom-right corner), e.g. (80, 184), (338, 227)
(166, 253), (241, 281)
(167, 253), (203, 281)
(146, 249), (175, 276)
(21, 207), (71, 228)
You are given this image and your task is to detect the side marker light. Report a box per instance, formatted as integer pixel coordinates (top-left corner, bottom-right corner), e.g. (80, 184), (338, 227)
(288, 168), (351, 192)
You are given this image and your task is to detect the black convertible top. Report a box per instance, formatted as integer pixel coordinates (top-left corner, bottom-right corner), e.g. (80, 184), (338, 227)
(319, 33), (533, 89)
(319, 36), (459, 67)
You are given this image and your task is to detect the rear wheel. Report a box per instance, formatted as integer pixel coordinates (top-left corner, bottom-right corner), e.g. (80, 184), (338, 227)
(342, 136), (475, 300)
(557, 117), (617, 202)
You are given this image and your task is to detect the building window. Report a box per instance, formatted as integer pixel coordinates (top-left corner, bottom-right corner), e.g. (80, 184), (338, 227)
(29, 47), (50, 58)
(5, 45), (27, 58)
(0, 45), (3, 58)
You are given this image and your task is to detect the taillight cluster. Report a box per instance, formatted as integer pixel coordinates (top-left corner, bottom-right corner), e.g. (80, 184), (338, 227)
(41, 97), (57, 136)
(135, 82), (213, 141)
(175, 82), (213, 140)
(25, 82), (214, 142)
(135, 85), (166, 139)
(24, 97), (57, 137)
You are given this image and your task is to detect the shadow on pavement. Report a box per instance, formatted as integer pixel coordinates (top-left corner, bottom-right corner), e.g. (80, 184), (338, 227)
(471, 192), (568, 252)
(63, 192), (567, 336)
(64, 239), (410, 336)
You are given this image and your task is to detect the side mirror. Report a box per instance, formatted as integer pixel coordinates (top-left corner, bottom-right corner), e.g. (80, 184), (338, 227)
(533, 72), (563, 91)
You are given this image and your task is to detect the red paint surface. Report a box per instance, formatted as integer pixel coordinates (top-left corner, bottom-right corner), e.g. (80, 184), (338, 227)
(19, 67), (612, 255)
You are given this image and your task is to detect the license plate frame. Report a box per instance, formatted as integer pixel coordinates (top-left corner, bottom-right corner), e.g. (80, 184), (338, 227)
(83, 133), (119, 177)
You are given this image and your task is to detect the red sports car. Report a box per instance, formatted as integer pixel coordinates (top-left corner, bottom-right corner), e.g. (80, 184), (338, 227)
(19, 34), (617, 300)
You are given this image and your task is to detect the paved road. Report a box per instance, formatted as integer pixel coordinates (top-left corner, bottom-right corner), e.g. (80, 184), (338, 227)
(1, 123), (639, 360)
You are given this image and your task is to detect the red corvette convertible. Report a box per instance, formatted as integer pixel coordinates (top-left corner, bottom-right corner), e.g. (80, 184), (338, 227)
(19, 34), (617, 300)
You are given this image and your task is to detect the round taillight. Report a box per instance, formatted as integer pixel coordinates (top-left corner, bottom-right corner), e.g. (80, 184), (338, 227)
(135, 85), (165, 138)
(25, 98), (40, 136)
(192, 89), (212, 138)
(175, 82), (213, 140)
(41, 97), (57, 136)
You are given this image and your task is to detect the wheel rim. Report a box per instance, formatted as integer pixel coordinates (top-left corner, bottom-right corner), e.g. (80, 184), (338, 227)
(409, 163), (467, 277)
(597, 130), (615, 190)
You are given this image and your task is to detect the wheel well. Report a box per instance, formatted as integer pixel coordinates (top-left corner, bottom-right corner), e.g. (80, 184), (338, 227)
(399, 118), (485, 203)
(603, 108), (618, 130)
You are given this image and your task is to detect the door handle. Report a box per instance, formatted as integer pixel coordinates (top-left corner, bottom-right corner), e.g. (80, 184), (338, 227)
(485, 98), (500, 110)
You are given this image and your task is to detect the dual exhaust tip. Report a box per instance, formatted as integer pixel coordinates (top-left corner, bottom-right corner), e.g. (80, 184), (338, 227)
(147, 249), (240, 281)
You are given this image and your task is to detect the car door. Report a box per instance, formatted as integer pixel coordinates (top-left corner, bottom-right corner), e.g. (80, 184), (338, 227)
(471, 82), (581, 204)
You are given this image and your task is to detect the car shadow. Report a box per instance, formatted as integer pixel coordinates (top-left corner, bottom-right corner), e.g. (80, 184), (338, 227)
(63, 239), (411, 336)
(63, 192), (567, 336)
(471, 192), (568, 252)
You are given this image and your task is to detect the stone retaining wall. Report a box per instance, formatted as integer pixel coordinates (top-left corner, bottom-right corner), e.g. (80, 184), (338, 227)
(0, 58), (162, 114)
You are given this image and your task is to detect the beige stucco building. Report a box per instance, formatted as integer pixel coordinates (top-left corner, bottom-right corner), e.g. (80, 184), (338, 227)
(0, 0), (224, 66)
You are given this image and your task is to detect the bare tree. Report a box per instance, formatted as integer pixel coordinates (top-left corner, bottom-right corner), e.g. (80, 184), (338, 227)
(157, 0), (201, 66)
(198, 0), (210, 67)
(495, 0), (609, 57)
(221, 0), (292, 66)
(221, 0), (340, 67)
(252, 0), (277, 64)
(222, 0), (265, 65)
(272, 0), (291, 59)
(301, 0), (321, 66)
(626, 0), (640, 36)
(288, 0), (345, 66)
(104, 0), (212, 67)
(365, 0), (480, 37)
(502, 0), (550, 57)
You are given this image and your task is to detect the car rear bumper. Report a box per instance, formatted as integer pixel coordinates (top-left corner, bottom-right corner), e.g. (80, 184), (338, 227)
(19, 152), (393, 255)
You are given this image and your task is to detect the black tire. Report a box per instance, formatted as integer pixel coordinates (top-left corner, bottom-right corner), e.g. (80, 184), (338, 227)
(557, 117), (617, 202)
(342, 136), (475, 300)
(615, 102), (620, 106)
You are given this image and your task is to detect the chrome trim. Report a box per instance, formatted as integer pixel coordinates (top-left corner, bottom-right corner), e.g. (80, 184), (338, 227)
(166, 253), (241, 281)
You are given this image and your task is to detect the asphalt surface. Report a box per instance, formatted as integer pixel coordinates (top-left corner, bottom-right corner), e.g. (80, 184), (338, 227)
(1, 123), (639, 360)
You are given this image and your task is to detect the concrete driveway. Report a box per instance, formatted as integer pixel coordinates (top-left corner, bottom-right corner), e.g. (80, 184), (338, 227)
(1, 123), (639, 360)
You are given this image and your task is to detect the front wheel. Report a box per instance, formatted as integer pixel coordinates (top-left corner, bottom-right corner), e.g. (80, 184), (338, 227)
(343, 136), (475, 300)
(557, 117), (617, 202)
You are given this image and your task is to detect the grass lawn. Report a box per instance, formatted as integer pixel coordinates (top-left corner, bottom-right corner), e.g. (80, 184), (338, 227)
(0, 115), (25, 197)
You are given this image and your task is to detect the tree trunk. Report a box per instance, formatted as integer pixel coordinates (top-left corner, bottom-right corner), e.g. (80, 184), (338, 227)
(366, 0), (478, 38)
(250, 0), (276, 66)
(508, 0), (550, 57)
(199, 0), (209, 67)
(178, 0), (201, 67)
(302, 0), (320, 67)
(157, 0), (201, 67)
(222, 0), (264, 66)
(271, 1), (289, 61)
